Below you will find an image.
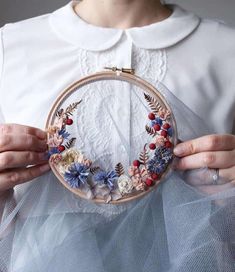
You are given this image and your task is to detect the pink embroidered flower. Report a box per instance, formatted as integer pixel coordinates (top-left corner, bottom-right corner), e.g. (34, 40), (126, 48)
(135, 182), (146, 191)
(50, 154), (62, 164)
(154, 136), (166, 147)
(47, 126), (58, 135)
(130, 166), (149, 191)
(48, 133), (64, 147)
(54, 115), (64, 130)
(131, 175), (142, 187)
(128, 166), (140, 177)
(140, 167), (149, 181)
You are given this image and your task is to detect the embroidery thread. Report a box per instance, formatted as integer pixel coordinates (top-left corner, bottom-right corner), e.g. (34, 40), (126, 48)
(47, 93), (174, 203)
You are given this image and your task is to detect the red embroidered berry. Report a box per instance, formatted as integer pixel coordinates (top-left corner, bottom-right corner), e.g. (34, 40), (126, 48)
(149, 143), (156, 150)
(165, 141), (172, 148)
(151, 173), (159, 181)
(145, 178), (154, 187)
(66, 118), (73, 125)
(161, 130), (168, 138)
(153, 124), (161, 131)
(133, 160), (141, 167)
(58, 145), (65, 152)
(148, 113), (155, 120)
(163, 123), (171, 130)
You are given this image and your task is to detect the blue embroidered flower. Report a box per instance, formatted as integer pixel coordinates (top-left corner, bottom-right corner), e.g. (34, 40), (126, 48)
(58, 128), (70, 139)
(167, 127), (173, 137)
(64, 163), (90, 188)
(147, 158), (166, 174)
(47, 147), (60, 158)
(151, 117), (163, 127)
(154, 147), (173, 164)
(94, 170), (118, 190)
(147, 147), (173, 174)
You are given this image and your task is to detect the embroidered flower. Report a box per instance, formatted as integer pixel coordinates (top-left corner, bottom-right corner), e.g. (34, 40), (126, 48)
(58, 128), (70, 139)
(94, 170), (118, 190)
(48, 147), (60, 158)
(61, 149), (82, 165)
(128, 166), (140, 177)
(117, 175), (133, 195)
(47, 133), (64, 147)
(54, 115), (64, 130)
(135, 182), (146, 191)
(154, 147), (173, 164)
(151, 117), (163, 127)
(147, 158), (166, 175)
(64, 163), (90, 188)
(154, 136), (165, 147)
(50, 153), (62, 164)
(147, 147), (173, 175)
(167, 127), (173, 137)
(47, 125), (59, 135)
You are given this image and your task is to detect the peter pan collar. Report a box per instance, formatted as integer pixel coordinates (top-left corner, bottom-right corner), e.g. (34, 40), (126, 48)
(49, 0), (200, 51)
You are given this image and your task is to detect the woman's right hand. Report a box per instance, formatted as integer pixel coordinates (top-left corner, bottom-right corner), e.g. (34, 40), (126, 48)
(0, 124), (50, 197)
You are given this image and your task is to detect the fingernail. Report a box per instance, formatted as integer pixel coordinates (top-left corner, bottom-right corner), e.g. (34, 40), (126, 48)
(40, 163), (51, 172)
(36, 129), (47, 140)
(173, 145), (186, 156)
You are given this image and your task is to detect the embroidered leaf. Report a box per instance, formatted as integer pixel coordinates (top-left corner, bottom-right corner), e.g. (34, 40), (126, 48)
(139, 145), (149, 165)
(65, 138), (76, 149)
(144, 93), (163, 114)
(115, 163), (125, 177)
(90, 167), (101, 175)
(145, 125), (157, 137)
(56, 109), (64, 118)
(65, 100), (82, 116)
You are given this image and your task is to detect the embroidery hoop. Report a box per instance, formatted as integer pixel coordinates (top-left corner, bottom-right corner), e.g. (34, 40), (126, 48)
(46, 68), (178, 204)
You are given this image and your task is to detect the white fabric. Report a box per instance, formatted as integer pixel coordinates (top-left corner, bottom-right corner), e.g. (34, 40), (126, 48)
(0, 1), (235, 271)
(0, 1), (234, 134)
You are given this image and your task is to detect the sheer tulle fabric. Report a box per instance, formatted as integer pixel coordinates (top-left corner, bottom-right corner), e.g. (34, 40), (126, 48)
(0, 83), (234, 272)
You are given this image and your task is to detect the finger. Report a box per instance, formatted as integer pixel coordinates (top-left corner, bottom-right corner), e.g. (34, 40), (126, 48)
(219, 166), (235, 182)
(176, 150), (235, 170)
(0, 151), (48, 171)
(0, 134), (47, 152)
(0, 123), (46, 140)
(0, 163), (51, 192)
(174, 134), (235, 157)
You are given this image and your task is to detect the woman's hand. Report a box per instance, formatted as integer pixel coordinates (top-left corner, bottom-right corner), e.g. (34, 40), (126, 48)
(0, 124), (50, 196)
(173, 134), (235, 186)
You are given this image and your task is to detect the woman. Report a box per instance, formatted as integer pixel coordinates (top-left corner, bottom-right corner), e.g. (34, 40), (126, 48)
(0, 0), (234, 271)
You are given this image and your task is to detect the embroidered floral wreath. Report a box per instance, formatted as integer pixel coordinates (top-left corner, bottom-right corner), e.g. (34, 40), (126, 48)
(47, 89), (175, 203)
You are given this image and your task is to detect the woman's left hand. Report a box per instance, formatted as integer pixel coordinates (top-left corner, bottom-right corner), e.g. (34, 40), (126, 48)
(173, 134), (235, 185)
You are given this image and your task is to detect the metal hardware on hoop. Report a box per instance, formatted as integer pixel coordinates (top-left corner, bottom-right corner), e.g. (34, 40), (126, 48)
(104, 66), (135, 75)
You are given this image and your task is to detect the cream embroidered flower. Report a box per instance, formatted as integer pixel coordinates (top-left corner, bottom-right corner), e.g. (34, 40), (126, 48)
(117, 175), (133, 195)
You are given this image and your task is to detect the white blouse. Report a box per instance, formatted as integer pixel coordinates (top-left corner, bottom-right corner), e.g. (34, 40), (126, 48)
(0, 3), (235, 270)
(0, 0), (234, 141)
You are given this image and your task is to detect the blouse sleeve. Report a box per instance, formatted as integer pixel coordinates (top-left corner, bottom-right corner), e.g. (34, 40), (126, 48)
(0, 27), (5, 124)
